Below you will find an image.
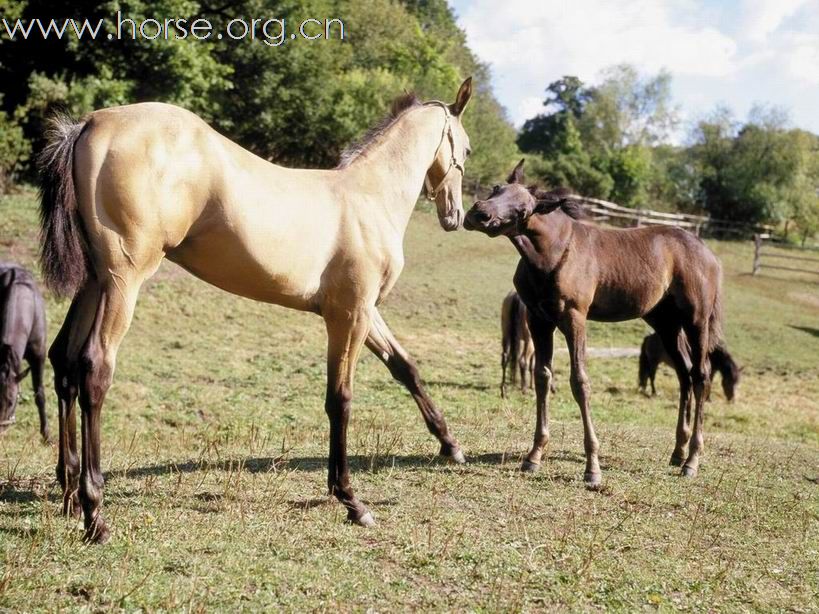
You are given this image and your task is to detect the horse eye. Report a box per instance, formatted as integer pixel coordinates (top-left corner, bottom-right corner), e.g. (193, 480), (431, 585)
(491, 185), (500, 195)
(465, 148), (472, 158)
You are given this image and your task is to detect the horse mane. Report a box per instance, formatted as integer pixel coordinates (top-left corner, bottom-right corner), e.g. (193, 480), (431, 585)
(531, 187), (588, 220)
(336, 92), (422, 169)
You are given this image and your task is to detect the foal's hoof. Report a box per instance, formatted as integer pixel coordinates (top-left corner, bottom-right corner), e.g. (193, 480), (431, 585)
(83, 519), (111, 545)
(669, 455), (685, 467)
(521, 460), (541, 473)
(584, 472), (603, 491)
(441, 445), (466, 465)
(348, 510), (375, 528)
(680, 465), (697, 478)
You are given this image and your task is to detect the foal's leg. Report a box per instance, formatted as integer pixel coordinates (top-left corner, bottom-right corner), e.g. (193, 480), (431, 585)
(681, 323), (710, 477)
(326, 307), (373, 525)
(560, 310), (601, 489)
(500, 338), (510, 398)
(28, 353), (50, 443)
(365, 308), (464, 463)
(521, 316), (555, 472)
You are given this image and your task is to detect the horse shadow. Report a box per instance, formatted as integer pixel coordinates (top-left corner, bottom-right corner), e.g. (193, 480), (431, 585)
(107, 450), (518, 481)
(788, 325), (819, 339)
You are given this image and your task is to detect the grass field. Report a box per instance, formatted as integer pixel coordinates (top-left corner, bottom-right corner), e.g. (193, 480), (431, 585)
(1, 188), (818, 611)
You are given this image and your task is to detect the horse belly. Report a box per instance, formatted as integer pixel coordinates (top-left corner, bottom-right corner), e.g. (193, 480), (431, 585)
(167, 230), (325, 312)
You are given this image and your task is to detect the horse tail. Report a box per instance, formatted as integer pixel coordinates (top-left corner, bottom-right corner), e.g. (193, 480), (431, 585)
(708, 262), (725, 353)
(37, 114), (91, 298)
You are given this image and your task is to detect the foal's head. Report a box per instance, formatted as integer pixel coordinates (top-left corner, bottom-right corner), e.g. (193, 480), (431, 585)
(0, 346), (26, 433)
(464, 159), (580, 236)
(424, 77), (474, 231)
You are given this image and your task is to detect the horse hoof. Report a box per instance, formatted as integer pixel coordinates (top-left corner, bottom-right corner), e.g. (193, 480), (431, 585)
(441, 445), (466, 464)
(521, 460), (541, 473)
(669, 455), (685, 467)
(84, 520), (111, 545)
(584, 472), (602, 490)
(680, 465), (697, 478)
(348, 511), (375, 528)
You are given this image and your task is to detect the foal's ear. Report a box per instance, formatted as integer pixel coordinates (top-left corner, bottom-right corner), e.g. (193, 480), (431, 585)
(451, 77), (473, 116)
(507, 159), (525, 184)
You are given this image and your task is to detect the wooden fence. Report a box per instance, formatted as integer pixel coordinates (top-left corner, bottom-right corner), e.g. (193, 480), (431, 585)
(752, 234), (819, 277)
(574, 197), (773, 238)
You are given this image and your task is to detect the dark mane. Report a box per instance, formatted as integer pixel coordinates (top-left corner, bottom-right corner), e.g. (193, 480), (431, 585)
(336, 92), (422, 169)
(531, 187), (588, 220)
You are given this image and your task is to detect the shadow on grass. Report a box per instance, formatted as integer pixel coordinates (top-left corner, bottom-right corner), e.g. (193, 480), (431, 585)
(788, 325), (819, 339)
(104, 449), (591, 483)
(105, 450), (534, 481)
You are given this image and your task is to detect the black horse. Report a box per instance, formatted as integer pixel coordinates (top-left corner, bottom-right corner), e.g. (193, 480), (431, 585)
(0, 263), (50, 441)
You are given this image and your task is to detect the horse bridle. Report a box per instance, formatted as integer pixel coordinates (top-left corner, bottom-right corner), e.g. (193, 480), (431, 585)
(422, 101), (465, 201)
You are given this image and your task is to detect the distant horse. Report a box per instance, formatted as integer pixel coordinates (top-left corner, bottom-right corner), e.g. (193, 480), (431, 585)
(639, 332), (740, 401)
(500, 290), (534, 397)
(465, 160), (724, 488)
(0, 263), (49, 442)
(38, 78), (474, 542)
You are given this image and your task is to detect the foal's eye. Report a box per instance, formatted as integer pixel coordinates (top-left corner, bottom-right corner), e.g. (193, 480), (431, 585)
(491, 185), (500, 196)
(465, 147), (472, 158)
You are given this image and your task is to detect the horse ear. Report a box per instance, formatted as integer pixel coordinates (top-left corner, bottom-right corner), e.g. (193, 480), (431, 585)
(450, 77), (473, 116)
(507, 159), (525, 184)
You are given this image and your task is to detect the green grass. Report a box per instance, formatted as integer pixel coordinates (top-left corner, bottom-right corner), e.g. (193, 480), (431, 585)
(1, 188), (817, 611)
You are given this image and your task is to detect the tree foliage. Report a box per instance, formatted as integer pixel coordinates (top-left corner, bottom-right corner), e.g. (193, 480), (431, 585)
(0, 0), (518, 188)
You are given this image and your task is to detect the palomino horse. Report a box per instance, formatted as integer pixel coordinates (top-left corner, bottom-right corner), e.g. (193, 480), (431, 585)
(639, 332), (740, 401)
(38, 78), (474, 542)
(0, 263), (49, 441)
(500, 290), (535, 397)
(464, 160), (724, 488)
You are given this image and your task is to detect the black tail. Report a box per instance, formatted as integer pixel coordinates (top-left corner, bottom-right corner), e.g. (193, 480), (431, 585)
(37, 115), (90, 297)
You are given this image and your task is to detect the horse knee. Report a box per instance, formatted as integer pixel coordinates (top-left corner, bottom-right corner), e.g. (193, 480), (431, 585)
(535, 365), (553, 390)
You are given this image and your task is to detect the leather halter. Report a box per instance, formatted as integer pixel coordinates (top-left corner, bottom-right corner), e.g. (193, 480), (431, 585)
(422, 102), (465, 201)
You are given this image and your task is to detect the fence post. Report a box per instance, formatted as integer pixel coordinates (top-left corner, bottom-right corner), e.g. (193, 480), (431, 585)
(752, 234), (762, 275)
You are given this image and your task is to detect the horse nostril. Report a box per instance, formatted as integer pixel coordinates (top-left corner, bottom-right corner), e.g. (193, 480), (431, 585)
(474, 209), (490, 223)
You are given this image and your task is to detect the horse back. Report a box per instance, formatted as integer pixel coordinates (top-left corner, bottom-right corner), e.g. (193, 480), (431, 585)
(0, 264), (46, 358)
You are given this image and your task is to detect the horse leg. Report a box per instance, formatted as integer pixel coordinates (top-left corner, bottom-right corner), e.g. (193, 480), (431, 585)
(365, 308), (464, 463)
(28, 353), (49, 444)
(500, 339), (510, 399)
(521, 316), (555, 472)
(326, 307), (373, 525)
(518, 353), (528, 394)
(659, 328), (693, 466)
(681, 323), (710, 477)
(50, 289), (96, 517)
(75, 274), (144, 543)
(560, 310), (601, 489)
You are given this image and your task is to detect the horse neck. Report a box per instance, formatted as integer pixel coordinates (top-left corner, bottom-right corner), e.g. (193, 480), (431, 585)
(338, 107), (445, 233)
(510, 212), (574, 272)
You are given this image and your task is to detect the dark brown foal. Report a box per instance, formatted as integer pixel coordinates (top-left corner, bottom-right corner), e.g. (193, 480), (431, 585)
(639, 332), (741, 401)
(464, 160), (724, 487)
